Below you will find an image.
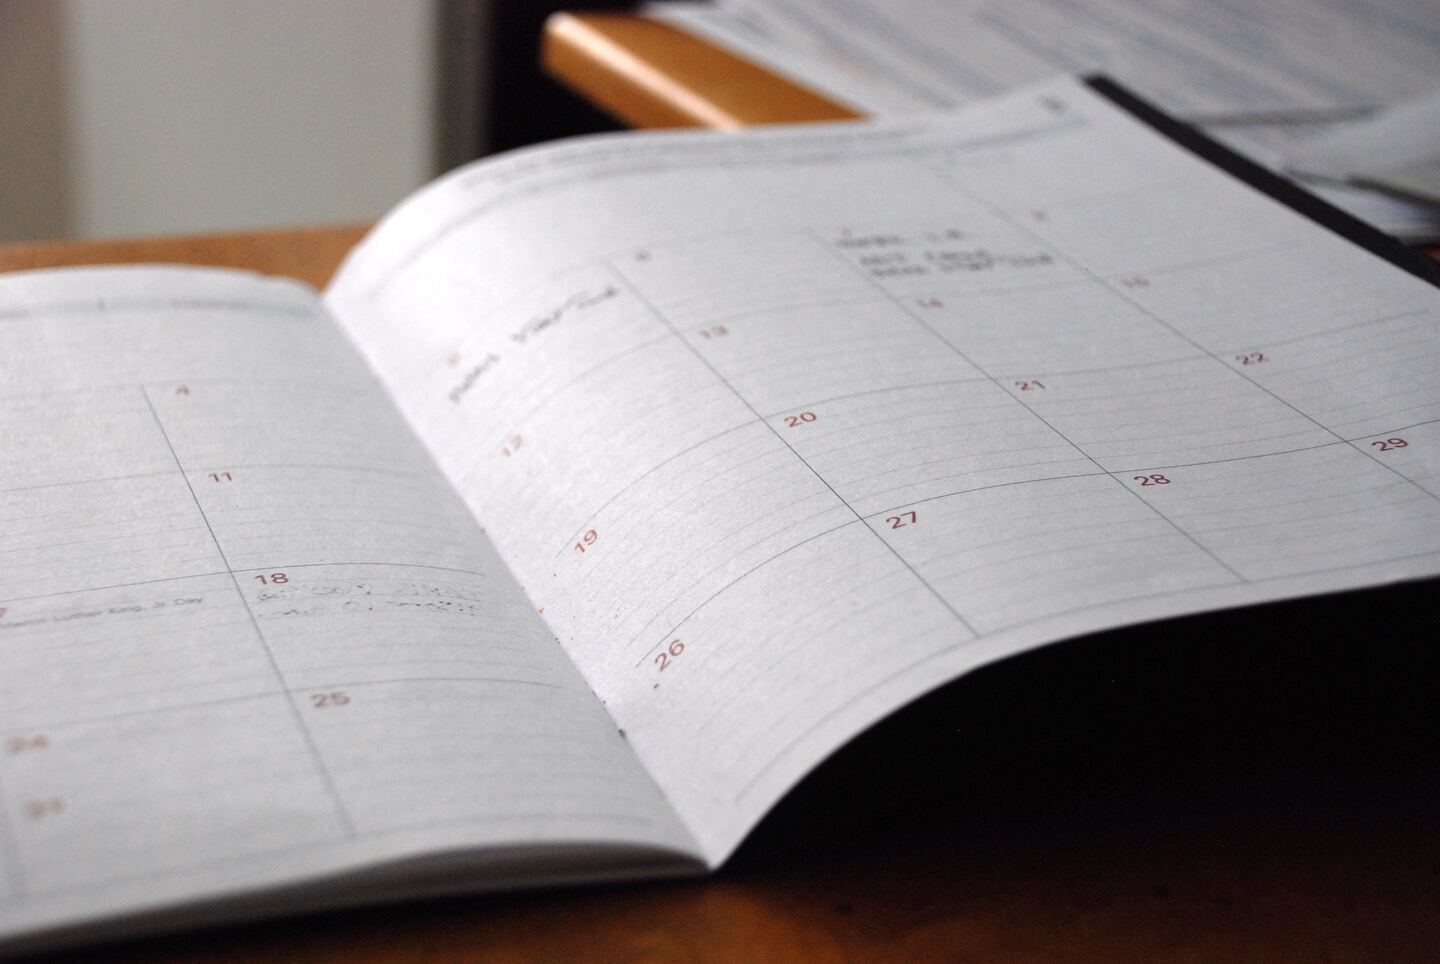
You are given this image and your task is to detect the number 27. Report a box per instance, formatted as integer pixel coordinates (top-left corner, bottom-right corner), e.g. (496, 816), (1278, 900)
(886, 511), (917, 529)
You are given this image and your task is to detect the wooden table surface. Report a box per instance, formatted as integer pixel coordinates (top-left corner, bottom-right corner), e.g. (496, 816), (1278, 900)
(0, 225), (368, 290)
(543, 12), (861, 130)
(4, 30), (1439, 958)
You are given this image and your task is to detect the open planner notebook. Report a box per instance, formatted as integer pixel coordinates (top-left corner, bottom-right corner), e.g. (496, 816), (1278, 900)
(3, 76), (1439, 949)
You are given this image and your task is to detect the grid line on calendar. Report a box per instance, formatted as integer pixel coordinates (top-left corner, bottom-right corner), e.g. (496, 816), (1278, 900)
(0, 561), (493, 607)
(913, 157), (1440, 505)
(0, 675), (567, 740)
(613, 437), (1373, 680)
(452, 248), (1431, 464)
(799, 225), (1249, 583)
(409, 221), (1440, 702)
(479, 231), (1440, 676)
(605, 259), (984, 652)
(536, 307), (1435, 571)
(1210, 306), (1432, 357)
(137, 385), (359, 838)
(733, 536), (1440, 804)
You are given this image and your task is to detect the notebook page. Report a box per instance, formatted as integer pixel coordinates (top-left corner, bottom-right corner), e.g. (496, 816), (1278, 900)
(0, 268), (696, 944)
(655, 0), (1440, 116)
(649, 0), (1440, 241)
(325, 77), (1440, 863)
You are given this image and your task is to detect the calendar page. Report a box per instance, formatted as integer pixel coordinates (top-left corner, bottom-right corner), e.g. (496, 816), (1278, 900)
(327, 76), (1440, 863)
(0, 268), (698, 946)
(5, 74), (1438, 948)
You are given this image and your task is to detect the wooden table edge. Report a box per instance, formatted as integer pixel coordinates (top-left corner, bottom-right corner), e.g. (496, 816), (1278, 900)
(0, 223), (370, 289)
(542, 11), (861, 130)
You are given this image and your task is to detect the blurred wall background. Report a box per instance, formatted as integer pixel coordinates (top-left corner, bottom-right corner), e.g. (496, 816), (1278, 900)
(0, 0), (448, 242)
(0, 0), (634, 244)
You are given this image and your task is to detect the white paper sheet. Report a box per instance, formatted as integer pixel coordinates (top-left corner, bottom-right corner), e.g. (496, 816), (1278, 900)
(0, 267), (696, 945)
(650, 0), (1440, 240)
(327, 77), (1440, 862)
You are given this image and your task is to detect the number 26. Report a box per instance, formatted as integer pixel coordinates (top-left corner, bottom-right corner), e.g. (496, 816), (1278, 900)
(655, 639), (684, 671)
